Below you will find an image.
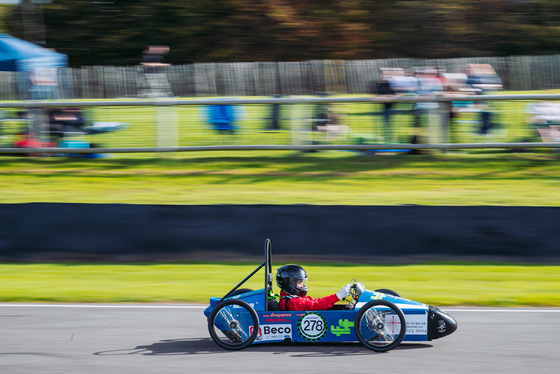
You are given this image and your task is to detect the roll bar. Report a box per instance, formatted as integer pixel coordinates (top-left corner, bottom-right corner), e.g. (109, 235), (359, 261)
(217, 239), (273, 311)
(264, 238), (272, 308)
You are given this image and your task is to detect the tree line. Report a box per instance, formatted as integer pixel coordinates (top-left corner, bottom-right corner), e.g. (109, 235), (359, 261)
(3, 0), (560, 68)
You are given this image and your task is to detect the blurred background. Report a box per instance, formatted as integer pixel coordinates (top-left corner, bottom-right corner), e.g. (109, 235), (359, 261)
(2, 1), (560, 154)
(4, 0), (560, 66)
(0, 2), (559, 274)
(1, 5), (559, 369)
(2, 0), (560, 96)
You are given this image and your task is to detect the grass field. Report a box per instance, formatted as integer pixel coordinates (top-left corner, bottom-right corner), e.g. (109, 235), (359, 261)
(1, 152), (559, 205)
(1, 263), (559, 307)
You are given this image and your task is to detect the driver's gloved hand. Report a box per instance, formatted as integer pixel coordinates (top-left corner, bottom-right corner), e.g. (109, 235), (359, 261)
(336, 284), (352, 300)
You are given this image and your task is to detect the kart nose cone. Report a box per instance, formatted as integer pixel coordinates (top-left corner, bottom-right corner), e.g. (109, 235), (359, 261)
(428, 305), (458, 340)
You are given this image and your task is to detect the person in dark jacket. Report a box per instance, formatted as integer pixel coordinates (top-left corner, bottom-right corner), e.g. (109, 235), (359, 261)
(276, 264), (351, 311)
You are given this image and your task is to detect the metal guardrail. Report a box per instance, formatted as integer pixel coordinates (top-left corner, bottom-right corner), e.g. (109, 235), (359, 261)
(2, 93), (560, 108)
(1, 94), (560, 154)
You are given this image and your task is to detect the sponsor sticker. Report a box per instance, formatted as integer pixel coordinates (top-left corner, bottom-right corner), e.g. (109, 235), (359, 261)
(330, 319), (354, 337)
(263, 313), (292, 318)
(438, 320), (446, 333)
(297, 313), (328, 341)
(384, 314), (403, 334)
(251, 324), (292, 342)
(404, 314), (428, 335)
(380, 314), (426, 335)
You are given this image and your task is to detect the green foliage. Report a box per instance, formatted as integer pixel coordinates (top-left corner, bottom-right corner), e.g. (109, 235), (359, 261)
(3, 1), (560, 66)
(0, 5), (11, 33)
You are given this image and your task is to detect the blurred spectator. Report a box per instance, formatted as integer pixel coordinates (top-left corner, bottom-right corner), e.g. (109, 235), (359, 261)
(386, 75), (419, 93)
(139, 45), (172, 97)
(441, 73), (470, 92)
(414, 67), (443, 95)
(375, 68), (419, 94)
(413, 67), (443, 137)
(477, 105), (493, 135)
(268, 95), (282, 130)
(312, 92), (330, 131)
(47, 107), (85, 140)
(526, 101), (560, 142)
(461, 64), (503, 93)
(141, 45), (170, 70)
(372, 69), (410, 143)
(202, 101), (247, 134)
(315, 104), (349, 140)
(207, 104), (237, 134)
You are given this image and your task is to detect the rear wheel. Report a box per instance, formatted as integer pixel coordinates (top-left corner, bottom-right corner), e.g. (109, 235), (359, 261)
(208, 299), (259, 350)
(355, 300), (406, 352)
(228, 288), (253, 297)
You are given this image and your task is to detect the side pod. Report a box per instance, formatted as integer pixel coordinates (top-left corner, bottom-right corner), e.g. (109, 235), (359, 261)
(427, 305), (458, 340)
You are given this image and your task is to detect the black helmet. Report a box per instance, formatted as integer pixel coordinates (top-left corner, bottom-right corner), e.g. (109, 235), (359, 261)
(276, 264), (308, 296)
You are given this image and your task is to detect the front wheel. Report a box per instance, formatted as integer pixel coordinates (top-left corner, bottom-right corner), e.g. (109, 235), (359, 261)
(208, 299), (259, 350)
(375, 288), (402, 297)
(355, 300), (406, 352)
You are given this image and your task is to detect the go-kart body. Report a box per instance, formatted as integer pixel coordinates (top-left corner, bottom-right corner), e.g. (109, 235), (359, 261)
(205, 289), (455, 344)
(204, 240), (457, 351)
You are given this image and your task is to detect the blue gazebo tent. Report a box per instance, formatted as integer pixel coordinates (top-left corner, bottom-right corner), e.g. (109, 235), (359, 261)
(0, 33), (67, 71)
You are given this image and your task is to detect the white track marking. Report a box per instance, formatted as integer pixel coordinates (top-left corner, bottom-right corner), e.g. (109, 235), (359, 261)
(444, 308), (560, 313)
(0, 304), (559, 312)
(0, 303), (206, 309)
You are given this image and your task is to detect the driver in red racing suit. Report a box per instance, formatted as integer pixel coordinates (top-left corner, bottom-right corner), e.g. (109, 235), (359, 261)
(276, 264), (351, 311)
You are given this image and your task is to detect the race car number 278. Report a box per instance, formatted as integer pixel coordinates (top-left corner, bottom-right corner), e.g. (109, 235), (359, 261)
(297, 313), (328, 341)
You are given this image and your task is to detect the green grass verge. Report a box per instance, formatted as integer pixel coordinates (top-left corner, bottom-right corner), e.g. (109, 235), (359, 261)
(1, 263), (559, 307)
(1, 152), (560, 205)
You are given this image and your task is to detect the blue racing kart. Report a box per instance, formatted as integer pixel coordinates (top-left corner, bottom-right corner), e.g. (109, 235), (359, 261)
(204, 239), (457, 352)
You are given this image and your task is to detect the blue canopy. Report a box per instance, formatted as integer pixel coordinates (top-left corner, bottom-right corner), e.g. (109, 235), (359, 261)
(0, 33), (67, 72)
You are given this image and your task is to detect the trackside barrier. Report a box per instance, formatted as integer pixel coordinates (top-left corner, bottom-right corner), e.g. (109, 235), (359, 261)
(1, 94), (560, 154)
(2, 204), (560, 262)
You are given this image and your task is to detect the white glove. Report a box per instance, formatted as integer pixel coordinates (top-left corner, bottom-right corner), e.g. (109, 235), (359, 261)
(336, 284), (352, 300)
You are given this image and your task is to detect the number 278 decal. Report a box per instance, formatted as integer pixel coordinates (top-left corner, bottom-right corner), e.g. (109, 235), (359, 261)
(297, 313), (328, 341)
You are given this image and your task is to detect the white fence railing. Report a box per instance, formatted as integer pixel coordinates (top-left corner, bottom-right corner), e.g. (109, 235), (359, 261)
(1, 94), (560, 155)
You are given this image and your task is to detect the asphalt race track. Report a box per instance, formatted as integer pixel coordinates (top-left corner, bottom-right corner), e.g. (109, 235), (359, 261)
(1, 304), (558, 374)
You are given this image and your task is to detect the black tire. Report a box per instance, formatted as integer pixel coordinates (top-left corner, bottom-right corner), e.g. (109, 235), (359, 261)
(208, 299), (259, 350)
(375, 288), (402, 298)
(228, 288), (253, 297)
(355, 300), (406, 352)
